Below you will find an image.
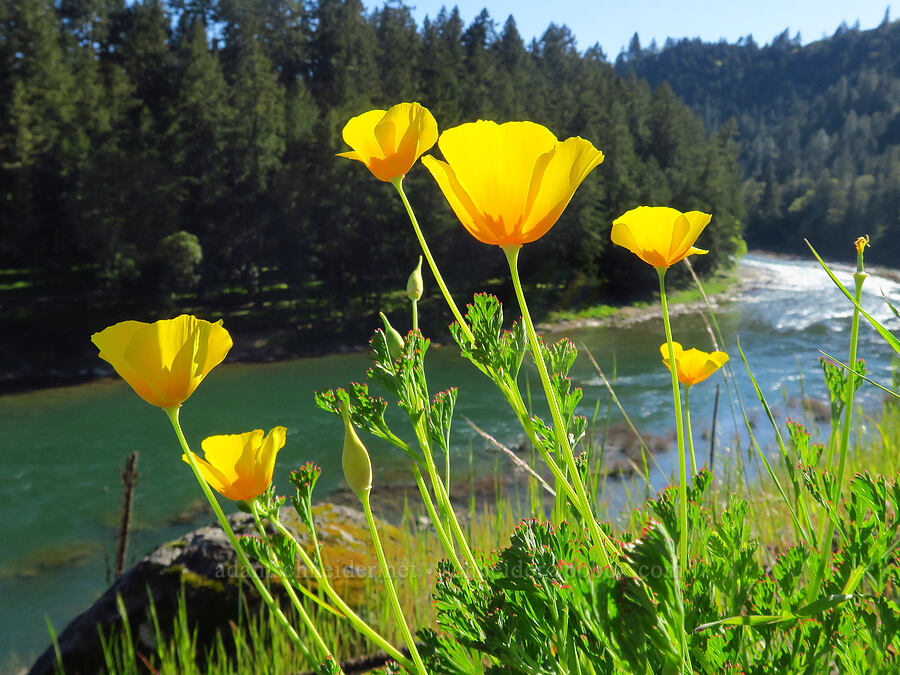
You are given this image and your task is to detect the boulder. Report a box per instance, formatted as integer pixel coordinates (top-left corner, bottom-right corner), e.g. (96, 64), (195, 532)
(28, 503), (394, 675)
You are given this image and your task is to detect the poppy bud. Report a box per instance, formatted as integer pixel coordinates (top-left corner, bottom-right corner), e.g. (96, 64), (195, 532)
(407, 256), (423, 301)
(340, 400), (372, 495)
(379, 312), (405, 360)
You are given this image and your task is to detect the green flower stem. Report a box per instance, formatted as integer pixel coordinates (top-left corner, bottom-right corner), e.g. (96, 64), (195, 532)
(412, 461), (467, 577)
(163, 408), (311, 662)
(655, 266), (694, 675)
(501, 379), (628, 569)
(503, 244), (615, 570)
(359, 489), (428, 675)
(684, 385), (698, 476)
(411, 298), (419, 332)
(656, 267), (689, 570)
(490, 371), (573, 507)
(834, 270), (866, 506)
(266, 515), (414, 671)
(413, 417), (484, 582)
(812, 265), (867, 595)
(392, 177), (475, 344)
(249, 501), (335, 664)
(507, 391), (579, 506)
(368, 360), (468, 579)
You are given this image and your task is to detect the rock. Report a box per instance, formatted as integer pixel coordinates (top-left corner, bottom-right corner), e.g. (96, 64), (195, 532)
(27, 503), (395, 675)
(591, 423), (674, 478)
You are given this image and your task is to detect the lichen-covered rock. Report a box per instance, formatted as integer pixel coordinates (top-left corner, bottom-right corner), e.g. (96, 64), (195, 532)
(28, 504), (395, 675)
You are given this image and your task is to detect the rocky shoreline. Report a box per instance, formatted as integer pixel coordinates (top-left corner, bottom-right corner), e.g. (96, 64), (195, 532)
(538, 255), (771, 334)
(25, 504), (399, 675)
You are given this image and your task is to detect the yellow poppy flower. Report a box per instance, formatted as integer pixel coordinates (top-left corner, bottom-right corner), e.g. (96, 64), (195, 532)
(338, 102), (438, 182)
(660, 342), (729, 386)
(91, 314), (232, 409)
(184, 427), (287, 502)
(612, 206), (711, 268)
(421, 120), (604, 246)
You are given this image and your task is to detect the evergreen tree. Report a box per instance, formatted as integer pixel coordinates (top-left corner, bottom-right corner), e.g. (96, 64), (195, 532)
(0, 0), (750, 362)
(372, 0), (421, 102)
(419, 7), (465, 125)
(307, 0), (377, 111)
(224, 16), (286, 298)
(168, 17), (231, 291)
(619, 15), (900, 260)
(4, 0), (82, 276)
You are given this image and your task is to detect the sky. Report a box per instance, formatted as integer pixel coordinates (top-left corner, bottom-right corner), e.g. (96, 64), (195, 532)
(367, 1), (893, 58)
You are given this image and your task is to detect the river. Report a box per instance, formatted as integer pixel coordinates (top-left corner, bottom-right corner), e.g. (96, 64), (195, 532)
(2, 252), (899, 669)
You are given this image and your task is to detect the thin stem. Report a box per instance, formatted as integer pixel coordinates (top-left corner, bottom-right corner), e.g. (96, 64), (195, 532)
(266, 515), (415, 671)
(392, 177), (474, 344)
(164, 408), (313, 665)
(249, 501), (335, 662)
(413, 417), (484, 582)
(507, 387), (580, 506)
(812, 268), (867, 595)
(684, 385), (698, 475)
(657, 268), (689, 570)
(656, 266), (694, 675)
(412, 462), (467, 577)
(834, 271), (866, 505)
(359, 489), (428, 675)
(411, 298), (419, 332)
(503, 244), (615, 569)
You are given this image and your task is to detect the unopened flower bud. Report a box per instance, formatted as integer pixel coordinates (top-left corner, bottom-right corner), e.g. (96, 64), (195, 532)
(379, 312), (405, 360)
(340, 400), (372, 495)
(407, 256), (423, 301)
(854, 235), (870, 275)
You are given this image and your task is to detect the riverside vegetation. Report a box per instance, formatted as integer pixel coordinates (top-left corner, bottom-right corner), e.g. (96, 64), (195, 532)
(62, 102), (900, 674)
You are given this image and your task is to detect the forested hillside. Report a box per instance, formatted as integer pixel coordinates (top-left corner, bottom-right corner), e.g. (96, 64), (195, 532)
(617, 17), (900, 261)
(0, 0), (745, 380)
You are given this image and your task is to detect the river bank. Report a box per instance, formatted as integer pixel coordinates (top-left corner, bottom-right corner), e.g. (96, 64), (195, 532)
(0, 253), (766, 397)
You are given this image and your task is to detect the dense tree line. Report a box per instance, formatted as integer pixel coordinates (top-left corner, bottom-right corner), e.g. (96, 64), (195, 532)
(0, 0), (744, 355)
(617, 14), (900, 261)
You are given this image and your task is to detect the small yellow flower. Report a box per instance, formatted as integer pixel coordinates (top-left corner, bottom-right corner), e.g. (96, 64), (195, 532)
(338, 102), (438, 182)
(91, 314), (232, 409)
(660, 342), (729, 386)
(854, 235), (869, 254)
(612, 206), (711, 268)
(422, 120), (604, 246)
(184, 427), (286, 502)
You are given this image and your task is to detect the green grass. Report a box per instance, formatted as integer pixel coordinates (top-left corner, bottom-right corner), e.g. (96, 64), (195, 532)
(81, 486), (522, 675)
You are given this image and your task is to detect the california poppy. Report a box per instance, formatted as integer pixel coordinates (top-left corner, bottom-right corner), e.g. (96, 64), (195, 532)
(422, 120), (604, 246)
(184, 427), (287, 502)
(338, 102), (438, 182)
(92, 315), (232, 409)
(660, 342), (729, 386)
(612, 206), (710, 268)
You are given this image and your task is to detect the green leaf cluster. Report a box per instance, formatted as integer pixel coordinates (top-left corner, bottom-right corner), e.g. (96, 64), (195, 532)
(422, 468), (900, 673)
